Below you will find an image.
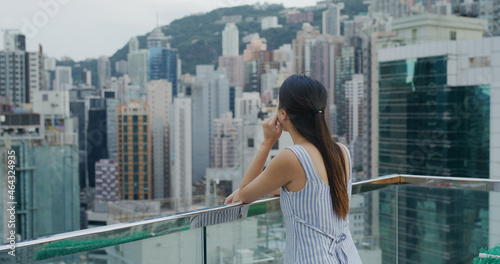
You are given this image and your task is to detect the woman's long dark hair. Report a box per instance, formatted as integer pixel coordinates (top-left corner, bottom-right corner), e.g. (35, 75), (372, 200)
(279, 74), (349, 220)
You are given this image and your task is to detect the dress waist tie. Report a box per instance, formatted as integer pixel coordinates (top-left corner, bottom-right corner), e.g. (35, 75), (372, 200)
(292, 214), (349, 263)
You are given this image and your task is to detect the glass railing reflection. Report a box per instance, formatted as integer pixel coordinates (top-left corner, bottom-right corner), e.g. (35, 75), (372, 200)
(0, 175), (499, 264)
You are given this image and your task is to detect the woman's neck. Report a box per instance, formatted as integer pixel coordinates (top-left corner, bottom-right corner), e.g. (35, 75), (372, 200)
(287, 126), (309, 146)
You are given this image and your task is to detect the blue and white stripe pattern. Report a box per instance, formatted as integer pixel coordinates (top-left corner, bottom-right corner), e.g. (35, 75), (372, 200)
(280, 144), (362, 263)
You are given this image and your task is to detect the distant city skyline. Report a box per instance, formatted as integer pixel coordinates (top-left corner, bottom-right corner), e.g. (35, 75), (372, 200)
(0, 0), (320, 61)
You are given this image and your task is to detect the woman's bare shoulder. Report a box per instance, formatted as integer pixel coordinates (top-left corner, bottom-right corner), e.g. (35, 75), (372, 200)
(269, 148), (303, 174)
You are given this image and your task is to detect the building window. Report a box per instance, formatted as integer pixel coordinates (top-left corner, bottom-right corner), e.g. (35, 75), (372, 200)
(272, 140), (279, 150)
(42, 94), (48, 101)
(133, 125), (138, 133)
(450, 31), (456, 41)
(248, 138), (254, 148)
(143, 125), (147, 132)
(133, 116), (138, 123)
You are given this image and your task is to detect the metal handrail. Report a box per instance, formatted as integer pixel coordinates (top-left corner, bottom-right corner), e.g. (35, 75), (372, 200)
(0, 174), (498, 258)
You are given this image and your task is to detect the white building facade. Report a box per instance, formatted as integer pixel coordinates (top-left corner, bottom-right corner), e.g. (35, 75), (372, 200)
(172, 97), (193, 210)
(147, 80), (172, 199)
(54, 66), (73, 91)
(222, 23), (239, 56)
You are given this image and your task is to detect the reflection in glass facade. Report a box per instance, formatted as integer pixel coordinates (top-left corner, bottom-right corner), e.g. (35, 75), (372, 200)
(148, 49), (178, 98)
(0, 142), (80, 242)
(378, 56), (490, 263)
(378, 56), (490, 178)
(379, 186), (489, 264)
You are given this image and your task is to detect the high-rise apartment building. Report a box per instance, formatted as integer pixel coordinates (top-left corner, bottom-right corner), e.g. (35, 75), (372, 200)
(27, 51), (42, 102)
(344, 15), (371, 41)
(95, 159), (118, 201)
(55, 66), (73, 91)
(292, 23), (321, 74)
(303, 35), (343, 133)
(261, 16), (282, 30)
(43, 56), (56, 91)
(172, 96), (192, 210)
(0, 32), (41, 106)
(87, 99), (108, 188)
(243, 59), (259, 93)
(322, 2), (344, 36)
(128, 37), (149, 91)
(97, 56), (111, 89)
(192, 65), (230, 182)
(243, 38), (267, 62)
(211, 112), (242, 168)
(286, 11), (314, 24)
(369, 0), (409, 18)
(82, 69), (92, 86)
(147, 80), (172, 199)
(129, 36), (139, 53)
(3, 31), (25, 51)
(377, 37), (499, 263)
(0, 113), (80, 242)
(345, 74), (364, 146)
(106, 98), (119, 161)
(218, 55), (244, 87)
(0, 49), (27, 106)
(335, 40), (362, 139)
(115, 60), (128, 76)
(117, 100), (152, 200)
(235, 92), (261, 119)
(147, 27), (178, 98)
(222, 23), (239, 56)
(363, 12), (487, 179)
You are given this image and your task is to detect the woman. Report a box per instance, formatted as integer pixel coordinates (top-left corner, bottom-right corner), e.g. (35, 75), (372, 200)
(225, 74), (362, 263)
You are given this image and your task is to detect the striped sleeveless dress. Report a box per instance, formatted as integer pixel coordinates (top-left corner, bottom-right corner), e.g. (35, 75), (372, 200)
(280, 144), (362, 263)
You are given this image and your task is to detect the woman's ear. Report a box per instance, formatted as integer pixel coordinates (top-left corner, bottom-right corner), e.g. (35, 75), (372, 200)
(278, 108), (288, 122)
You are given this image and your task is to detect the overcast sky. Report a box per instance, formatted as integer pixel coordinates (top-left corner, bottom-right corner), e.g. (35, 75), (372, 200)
(1, 0), (319, 61)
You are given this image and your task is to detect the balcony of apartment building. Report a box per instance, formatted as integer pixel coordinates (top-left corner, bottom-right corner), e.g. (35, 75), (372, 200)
(1, 174), (499, 263)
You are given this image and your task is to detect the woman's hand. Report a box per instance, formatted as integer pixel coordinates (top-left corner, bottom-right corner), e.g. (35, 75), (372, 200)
(224, 189), (240, 204)
(262, 115), (282, 147)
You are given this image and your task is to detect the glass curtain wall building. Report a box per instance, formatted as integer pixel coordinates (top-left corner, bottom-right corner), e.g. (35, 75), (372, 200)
(147, 27), (178, 98)
(148, 49), (177, 97)
(376, 37), (499, 263)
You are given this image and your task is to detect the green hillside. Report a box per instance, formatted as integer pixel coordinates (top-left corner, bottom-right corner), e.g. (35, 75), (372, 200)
(66, 1), (367, 84)
(109, 4), (295, 75)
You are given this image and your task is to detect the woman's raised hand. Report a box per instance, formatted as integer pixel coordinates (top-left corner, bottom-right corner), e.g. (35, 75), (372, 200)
(262, 115), (282, 147)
